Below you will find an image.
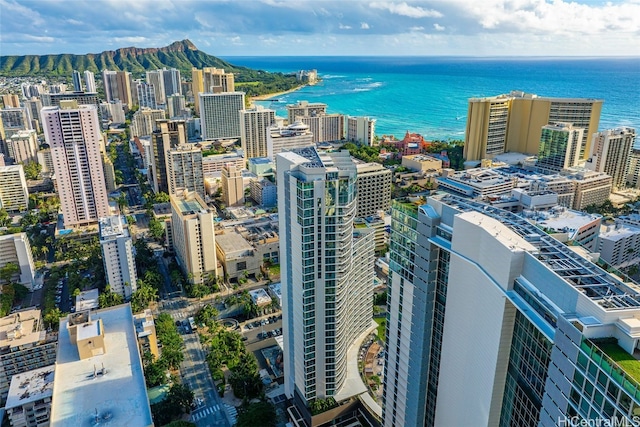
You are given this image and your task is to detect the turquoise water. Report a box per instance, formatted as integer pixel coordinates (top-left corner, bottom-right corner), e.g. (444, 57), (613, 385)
(223, 56), (640, 143)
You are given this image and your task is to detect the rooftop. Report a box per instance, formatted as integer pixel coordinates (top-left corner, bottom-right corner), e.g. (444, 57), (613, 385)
(438, 194), (640, 310)
(99, 215), (128, 239)
(0, 309), (45, 350)
(5, 365), (55, 410)
(76, 289), (99, 312)
(215, 231), (254, 257)
(50, 305), (152, 427)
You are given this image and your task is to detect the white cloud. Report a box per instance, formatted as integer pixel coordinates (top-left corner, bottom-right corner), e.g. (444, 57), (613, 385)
(112, 36), (148, 44)
(23, 35), (56, 43)
(433, 23), (445, 31)
(339, 23), (352, 30)
(66, 18), (84, 26)
(361, 22), (370, 29)
(409, 26), (424, 31)
(370, 2), (443, 19)
(229, 36), (243, 45)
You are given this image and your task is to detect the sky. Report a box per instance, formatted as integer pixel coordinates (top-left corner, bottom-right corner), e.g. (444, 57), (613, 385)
(1, 0), (640, 57)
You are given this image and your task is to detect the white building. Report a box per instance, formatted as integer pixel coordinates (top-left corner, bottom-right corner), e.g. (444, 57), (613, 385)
(199, 92), (245, 140)
(299, 114), (345, 143)
(167, 144), (204, 198)
(347, 116), (376, 146)
(277, 147), (375, 408)
(597, 223), (640, 268)
(0, 232), (35, 290)
(240, 106), (276, 160)
(7, 130), (38, 165)
(5, 366), (54, 427)
(99, 216), (137, 299)
(167, 94), (187, 118)
(135, 82), (158, 110)
(286, 101), (327, 124)
(588, 127), (636, 189)
(83, 70), (96, 93)
(43, 101), (110, 228)
(0, 165), (28, 212)
(202, 151), (244, 178)
(130, 108), (166, 138)
(267, 122), (314, 161)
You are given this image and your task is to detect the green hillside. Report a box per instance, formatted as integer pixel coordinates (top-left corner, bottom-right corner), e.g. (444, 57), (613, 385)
(0, 40), (300, 96)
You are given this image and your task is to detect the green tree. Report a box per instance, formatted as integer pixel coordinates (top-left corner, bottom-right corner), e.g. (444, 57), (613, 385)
(236, 401), (277, 427)
(22, 161), (42, 180)
(228, 352), (262, 400)
(44, 308), (65, 330)
(0, 209), (9, 227)
(0, 262), (20, 285)
(195, 304), (219, 327)
(98, 286), (124, 308)
(148, 218), (165, 240)
(130, 283), (158, 313)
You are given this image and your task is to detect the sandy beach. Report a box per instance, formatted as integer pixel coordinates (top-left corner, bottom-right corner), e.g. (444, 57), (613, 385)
(250, 84), (307, 103)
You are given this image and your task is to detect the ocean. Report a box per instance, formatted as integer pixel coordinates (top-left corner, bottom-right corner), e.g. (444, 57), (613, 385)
(222, 56), (640, 144)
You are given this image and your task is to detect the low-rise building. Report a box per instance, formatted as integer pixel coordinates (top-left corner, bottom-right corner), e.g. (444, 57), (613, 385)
(4, 365), (54, 427)
(437, 168), (518, 198)
(524, 206), (602, 250)
(133, 309), (159, 360)
(75, 288), (99, 312)
(597, 223), (640, 269)
(401, 154), (443, 173)
(0, 233), (35, 290)
(0, 310), (57, 405)
(249, 178), (277, 208)
(202, 151), (244, 178)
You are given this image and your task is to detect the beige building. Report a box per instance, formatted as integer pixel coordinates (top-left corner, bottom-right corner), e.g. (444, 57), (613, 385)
(1, 94), (20, 109)
(240, 106), (276, 159)
(167, 144), (204, 198)
(347, 116), (376, 146)
(286, 101), (327, 124)
(43, 102), (110, 228)
(150, 119), (187, 194)
(0, 232), (35, 290)
(202, 67), (235, 93)
(628, 148), (640, 189)
(588, 127), (636, 189)
(0, 165), (28, 212)
(0, 309), (57, 405)
(464, 91), (602, 161)
(566, 168), (613, 210)
(355, 162), (392, 218)
(221, 163), (244, 207)
(130, 108), (166, 138)
(191, 68), (204, 115)
(133, 309), (159, 359)
(299, 113), (345, 143)
(7, 129), (38, 165)
(5, 365), (54, 427)
(170, 192), (218, 284)
(202, 151), (244, 178)
(401, 154), (443, 173)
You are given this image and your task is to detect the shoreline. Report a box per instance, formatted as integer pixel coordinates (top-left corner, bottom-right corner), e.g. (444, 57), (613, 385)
(250, 84), (307, 103)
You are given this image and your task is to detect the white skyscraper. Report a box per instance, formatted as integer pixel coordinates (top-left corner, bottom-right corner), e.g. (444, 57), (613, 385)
(199, 92), (245, 140)
(99, 215), (137, 299)
(136, 82), (158, 110)
(43, 101), (110, 228)
(83, 70), (96, 93)
(146, 70), (166, 105)
(588, 127), (636, 189)
(0, 165), (28, 212)
(347, 116), (376, 146)
(277, 147), (375, 410)
(72, 70), (83, 92)
(240, 106), (275, 159)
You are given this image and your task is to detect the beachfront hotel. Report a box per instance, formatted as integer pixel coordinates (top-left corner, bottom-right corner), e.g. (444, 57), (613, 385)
(383, 194), (640, 426)
(464, 91), (602, 162)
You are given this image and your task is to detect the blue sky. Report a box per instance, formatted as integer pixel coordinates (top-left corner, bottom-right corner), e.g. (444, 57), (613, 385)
(1, 0), (639, 56)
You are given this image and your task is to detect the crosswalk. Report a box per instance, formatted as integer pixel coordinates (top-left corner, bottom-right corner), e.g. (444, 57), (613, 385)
(171, 312), (185, 320)
(225, 403), (238, 425)
(190, 404), (219, 421)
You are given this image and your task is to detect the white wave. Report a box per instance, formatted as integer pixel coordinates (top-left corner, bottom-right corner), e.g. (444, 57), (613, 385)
(322, 74), (346, 79)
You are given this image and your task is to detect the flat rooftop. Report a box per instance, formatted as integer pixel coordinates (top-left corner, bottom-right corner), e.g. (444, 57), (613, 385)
(76, 289), (99, 311)
(215, 231), (254, 256)
(50, 305), (152, 427)
(5, 365), (55, 410)
(438, 194), (640, 310)
(99, 215), (128, 239)
(0, 309), (45, 350)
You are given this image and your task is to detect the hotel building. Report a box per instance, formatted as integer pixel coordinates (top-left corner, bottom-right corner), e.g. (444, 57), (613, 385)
(167, 144), (204, 198)
(43, 102), (109, 228)
(240, 106), (276, 159)
(199, 92), (245, 140)
(588, 128), (636, 189)
(6, 129), (38, 165)
(221, 163), (244, 207)
(464, 91), (602, 161)
(99, 215), (137, 299)
(384, 194), (640, 426)
(150, 119), (187, 194)
(0, 165), (28, 212)
(286, 101), (327, 124)
(267, 122), (314, 160)
(355, 162), (392, 218)
(170, 192), (218, 285)
(347, 116), (376, 146)
(277, 148), (375, 414)
(536, 123), (584, 173)
(130, 108), (166, 138)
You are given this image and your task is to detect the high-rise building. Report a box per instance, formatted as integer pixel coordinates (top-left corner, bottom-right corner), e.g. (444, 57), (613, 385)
(277, 147), (375, 410)
(240, 106), (276, 159)
(464, 91), (603, 161)
(146, 70), (166, 105)
(6, 129), (38, 165)
(149, 119), (187, 194)
(199, 92), (245, 140)
(355, 162), (392, 218)
(167, 144), (204, 198)
(83, 70), (96, 92)
(267, 122), (315, 160)
(21, 83), (43, 99)
(136, 81), (158, 110)
(286, 101), (327, 124)
(191, 68), (204, 115)
(0, 309), (57, 406)
(202, 67), (235, 93)
(170, 192), (218, 285)
(628, 149), (640, 189)
(0, 107), (30, 138)
(99, 215), (137, 299)
(167, 94), (187, 118)
(50, 307), (153, 427)
(72, 70), (83, 92)
(383, 193), (640, 427)
(0, 232), (35, 289)
(102, 70), (133, 108)
(299, 113), (345, 143)
(347, 116), (376, 146)
(161, 68), (182, 98)
(0, 165), (28, 212)
(99, 101), (126, 125)
(41, 92), (99, 109)
(130, 108), (166, 137)
(220, 163), (244, 207)
(23, 97), (43, 133)
(43, 102), (110, 228)
(1, 94), (20, 109)
(536, 122), (584, 173)
(588, 128), (636, 189)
